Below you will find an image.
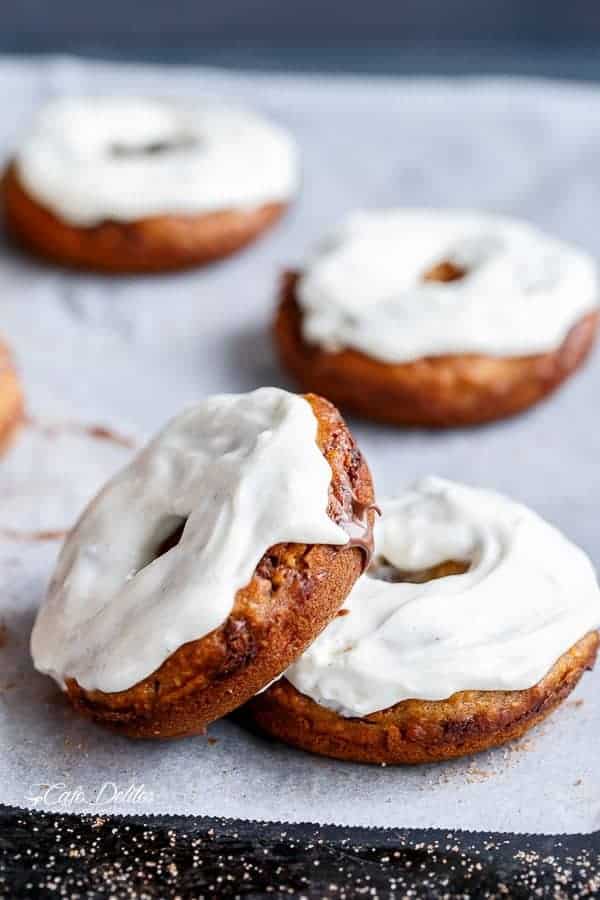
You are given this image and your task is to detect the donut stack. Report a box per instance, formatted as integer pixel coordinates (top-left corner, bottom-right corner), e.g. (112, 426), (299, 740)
(30, 389), (600, 763)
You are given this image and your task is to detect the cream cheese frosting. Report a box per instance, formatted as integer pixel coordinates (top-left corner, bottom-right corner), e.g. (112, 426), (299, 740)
(296, 210), (599, 362)
(30, 388), (348, 693)
(15, 97), (299, 226)
(285, 477), (600, 717)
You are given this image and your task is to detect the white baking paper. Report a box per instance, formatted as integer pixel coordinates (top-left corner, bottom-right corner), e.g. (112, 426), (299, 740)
(0, 57), (598, 833)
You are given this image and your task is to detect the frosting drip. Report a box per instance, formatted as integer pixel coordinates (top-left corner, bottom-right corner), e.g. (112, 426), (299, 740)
(31, 388), (348, 693)
(285, 477), (600, 717)
(296, 210), (598, 362)
(16, 97), (299, 225)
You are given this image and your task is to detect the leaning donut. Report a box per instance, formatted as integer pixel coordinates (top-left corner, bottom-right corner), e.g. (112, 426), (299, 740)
(4, 97), (298, 273)
(0, 336), (24, 452)
(248, 477), (600, 763)
(275, 211), (599, 427)
(30, 388), (375, 738)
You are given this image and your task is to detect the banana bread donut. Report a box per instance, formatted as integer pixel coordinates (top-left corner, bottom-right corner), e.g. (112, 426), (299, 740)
(30, 388), (375, 738)
(248, 477), (600, 763)
(275, 211), (599, 426)
(0, 337), (24, 451)
(4, 97), (298, 273)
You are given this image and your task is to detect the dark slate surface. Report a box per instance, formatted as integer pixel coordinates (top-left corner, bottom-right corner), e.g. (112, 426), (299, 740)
(2, 0), (600, 43)
(1, 807), (599, 898)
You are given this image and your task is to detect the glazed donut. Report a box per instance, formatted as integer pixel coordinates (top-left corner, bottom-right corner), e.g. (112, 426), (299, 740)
(0, 337), (23, 451)
(30, 388), (375, 738)
(4, 97), (298, 273)
(248, 477), (600, 764)
(275, 210), (599, 426)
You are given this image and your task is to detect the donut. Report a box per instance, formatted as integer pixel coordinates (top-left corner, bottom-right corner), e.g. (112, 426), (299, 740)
(30, 388), (376, 738)
(0, 337), (24, 451)
(275, 211), (599, 427)
(248, 477), (600, 764)
(4, 97), (298, 273)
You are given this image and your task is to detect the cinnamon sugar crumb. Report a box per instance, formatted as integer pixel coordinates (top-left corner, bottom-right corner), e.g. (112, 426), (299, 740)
(85, 425), (137, 449)
(0, 527), (69, 543)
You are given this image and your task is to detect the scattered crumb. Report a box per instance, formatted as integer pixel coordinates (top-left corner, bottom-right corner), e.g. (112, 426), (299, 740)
(336, 609), (350, 617)
(465, 765), (492, 784)
(567, 698), (584, 709)
(0, 623), (7, 649)
(63, 736), (87, 753)
(25, 415), (137, 450)
(0, 527), (69, 543)
(0, 420), (137, 542)
(503, 736), (535, 756)
(207, 737), (219, 746)
(85, 424), (137, 449)
(574, 778), (583, 786)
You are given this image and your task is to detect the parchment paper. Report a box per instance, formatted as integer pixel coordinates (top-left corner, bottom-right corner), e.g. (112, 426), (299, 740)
(0, 57), (598, 833)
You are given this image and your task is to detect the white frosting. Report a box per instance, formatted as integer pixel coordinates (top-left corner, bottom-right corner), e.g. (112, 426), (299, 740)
(285, 477), (600, 717)
(30, 388), (348, 693)
(297, 210), (599, 362)
(15, 97), (298, 225)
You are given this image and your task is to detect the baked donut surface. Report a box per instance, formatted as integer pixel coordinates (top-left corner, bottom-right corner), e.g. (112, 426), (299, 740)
(4, 97), (298, 272)
(248, 631), (599, 764)
(31, 390), (375, 738)
(247, 478), (600, 763)
(4, 165), (287, 273)
(0, 337), (24, 451)
(276, 210), (599, 427)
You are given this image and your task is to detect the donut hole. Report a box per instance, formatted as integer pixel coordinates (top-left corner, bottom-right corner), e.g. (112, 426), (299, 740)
(368, 556), (470, 584)
(110, 134), (198, 158)
(422, 260), (467, 283)
(132, 515), (188, 576)
(153, 516), (188, 560)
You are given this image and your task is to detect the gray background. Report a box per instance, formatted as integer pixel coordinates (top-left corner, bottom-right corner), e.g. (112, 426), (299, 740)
(3, 0), (600, 79)
(3, 0), (600, 43)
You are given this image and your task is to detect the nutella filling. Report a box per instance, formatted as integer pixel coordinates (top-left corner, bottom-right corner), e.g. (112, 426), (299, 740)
(369, 557), (470, 584)
(339, 499), (379, 573)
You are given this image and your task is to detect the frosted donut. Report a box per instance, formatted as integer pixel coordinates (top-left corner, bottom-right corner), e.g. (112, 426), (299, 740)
(248, 477), (600, 763)
(275, 210), (599, 426)
(30, 388), (375, 738)
(4, 97), (299, 273)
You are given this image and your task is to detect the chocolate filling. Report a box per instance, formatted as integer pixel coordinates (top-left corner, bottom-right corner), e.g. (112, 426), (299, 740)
(339, 499), (379, 573)
(369, 557), (470, 584)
